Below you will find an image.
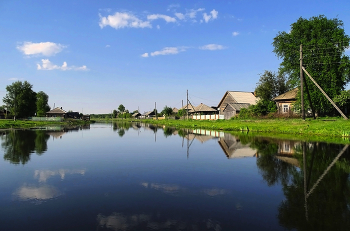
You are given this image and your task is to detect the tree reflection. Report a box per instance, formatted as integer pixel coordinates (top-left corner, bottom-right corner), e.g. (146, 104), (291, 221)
(277, 143), (350, 230)
(1, 130), (50, 164)
(251, 137), (350, 230)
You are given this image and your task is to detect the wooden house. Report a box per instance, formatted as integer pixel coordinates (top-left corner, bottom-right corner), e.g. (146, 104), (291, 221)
(132, 112), (141, 118)
(46, 107), (67, 118)
(217, 91), (259, 119)
(273, 88), (298, 114)
(190, 103), (217, 115)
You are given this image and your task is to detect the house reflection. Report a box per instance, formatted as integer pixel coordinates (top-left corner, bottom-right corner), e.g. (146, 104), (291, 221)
(218, 133), (257, 159)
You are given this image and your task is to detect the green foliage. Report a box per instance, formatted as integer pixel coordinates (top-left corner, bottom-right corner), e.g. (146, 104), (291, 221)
(161, 105), (173, 116)
(333, 90), (350, 107)
(255, 70), (290, 101)
(3, 81), (37, 119)
(118, 104), (125, 112)
(251, 99), (277, 116)
(273, 15), (350, 115)
(113, 110), (118, 118)
(36, 91), (50, 117)
(177, 109), (186, 117)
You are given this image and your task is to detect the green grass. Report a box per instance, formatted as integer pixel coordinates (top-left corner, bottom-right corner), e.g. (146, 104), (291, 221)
(0, 119), (92, 129)
(141, 117), (350, 139)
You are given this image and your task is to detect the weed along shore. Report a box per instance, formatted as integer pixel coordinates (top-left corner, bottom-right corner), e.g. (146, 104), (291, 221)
(140, 118), (350, 139)
(0, 119), (93, 129)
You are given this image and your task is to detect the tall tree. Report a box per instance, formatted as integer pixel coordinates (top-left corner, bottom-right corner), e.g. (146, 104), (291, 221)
(255, 70), (290, 101)
(36, 91), (50, 117)
(118, 104), (125, 113)
(273, 15), (350, 115)
(3, 81), (37, 120)
(161, 105), (173, 116)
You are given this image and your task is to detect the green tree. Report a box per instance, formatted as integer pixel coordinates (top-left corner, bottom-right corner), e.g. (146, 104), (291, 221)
(113, 110), (118, 118)
(161, 105), (173, 116)
(36, 91), (50, 117)
(118, 104), (125, 113)
(255, 70), (290, 101)
(273, 15), (350, 115)
(3, 81), (37, 120)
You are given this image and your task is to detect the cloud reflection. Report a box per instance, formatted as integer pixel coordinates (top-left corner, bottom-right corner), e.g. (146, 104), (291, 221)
(97, 212), (222, 231)
(14, 185), (62, 201)
(34, 169), (86, 182)
(140, 182), (229, 197)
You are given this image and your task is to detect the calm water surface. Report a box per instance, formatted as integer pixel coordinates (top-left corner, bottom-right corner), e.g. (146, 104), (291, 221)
(0, 122), (349, 231)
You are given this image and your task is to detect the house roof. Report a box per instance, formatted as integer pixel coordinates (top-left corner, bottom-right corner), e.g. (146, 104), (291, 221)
(218, 91), (259, 107)
(143, 111), (155, 116)
(273, 88), (298, 101)
(226, 103), (251, 111)
(132, 112), (141, 117)
(180, 104), (195, 111)
(172, 107), (179, 113)
(46, 107), (67, 114)
(190, 103), (217, 113)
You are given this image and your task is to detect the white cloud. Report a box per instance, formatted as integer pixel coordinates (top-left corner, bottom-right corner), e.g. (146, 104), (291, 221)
(141, 53), (149, 58)
(203, 9), (218, 23)
(17, 42), (66, 56)
(149, 47), (186, 57)
(34, 169), (86, 183)
(167, 4), (180, 11)
(174, 12), (185, 20)
(147, 14), (176, 23)
(105, 44), (110, 48)
(188, 8), (205, 19)
(37, 59), (88, 71)
(8, 78), (23, 81)
(232, 31), (239, 36)
(200, 44), (226, 50)
(99, 12), (152, 29)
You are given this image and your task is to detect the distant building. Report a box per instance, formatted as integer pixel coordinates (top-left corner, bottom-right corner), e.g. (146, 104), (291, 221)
(273, 88), (298, 114)
(46, 107), (67, 118)
(190, 103), (217, 115)
(217, 91), (259, 119)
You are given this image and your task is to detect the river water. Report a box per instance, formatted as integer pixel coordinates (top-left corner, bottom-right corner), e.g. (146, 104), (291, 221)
(0, 122), (349, 231)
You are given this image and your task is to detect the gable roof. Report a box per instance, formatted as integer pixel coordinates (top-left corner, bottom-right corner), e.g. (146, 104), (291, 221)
(172, 107), (179, 113)
(143, 111), (155, 116)
(218, 91), (259, 107)
(226, 103), (251, 111)
(190, 103), (217, 113)
(180, 104), (195, 111)
(273, 88), (298, 101)
(46, 107), (67, 114)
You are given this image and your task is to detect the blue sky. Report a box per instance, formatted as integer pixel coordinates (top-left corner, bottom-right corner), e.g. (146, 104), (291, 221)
(1, 0), (350, 114)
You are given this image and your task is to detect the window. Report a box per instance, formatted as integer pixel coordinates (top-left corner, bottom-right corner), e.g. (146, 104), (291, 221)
(283, 105), (289, 113)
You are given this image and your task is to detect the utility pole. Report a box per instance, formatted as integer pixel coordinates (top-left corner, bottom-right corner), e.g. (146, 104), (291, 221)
(186, 90), (188, 120)
(155, 102), (157, 120)
(300, 44), (305, 120)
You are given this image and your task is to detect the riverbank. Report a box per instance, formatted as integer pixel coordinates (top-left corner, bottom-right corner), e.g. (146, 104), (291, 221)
(0, 119), (93, 129)
(141, 118), (350, 138)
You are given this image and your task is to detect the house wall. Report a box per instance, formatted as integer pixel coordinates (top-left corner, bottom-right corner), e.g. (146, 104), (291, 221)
(276, 101), (295, 114)
(219, 93), (236, 114)
(223, 104), (237, 119)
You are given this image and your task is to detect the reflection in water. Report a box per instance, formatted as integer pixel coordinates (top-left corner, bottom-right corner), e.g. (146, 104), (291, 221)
(0, 125), (90, 165)
(14, 185), (62, 201)
(141, 182), (229, 197)
(97, 212), (222, 231)
(34, 169), (86, 182)
(218, 133), (257, 158)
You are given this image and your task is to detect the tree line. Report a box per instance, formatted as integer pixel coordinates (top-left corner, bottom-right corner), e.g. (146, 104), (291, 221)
(1, 81), (50, 120)
(240, 15), (350, 118)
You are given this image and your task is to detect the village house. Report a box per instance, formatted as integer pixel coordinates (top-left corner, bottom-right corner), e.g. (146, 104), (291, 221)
(190, 103), (217, 115)
(46, 107), (67, 118)
(273, 88), (298, 114)
(217, 91), (259, 119)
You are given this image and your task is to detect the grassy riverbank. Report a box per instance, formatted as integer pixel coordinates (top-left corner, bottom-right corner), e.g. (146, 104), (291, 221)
(141, 118), (350, 138)
(0, 119), (93, 129)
